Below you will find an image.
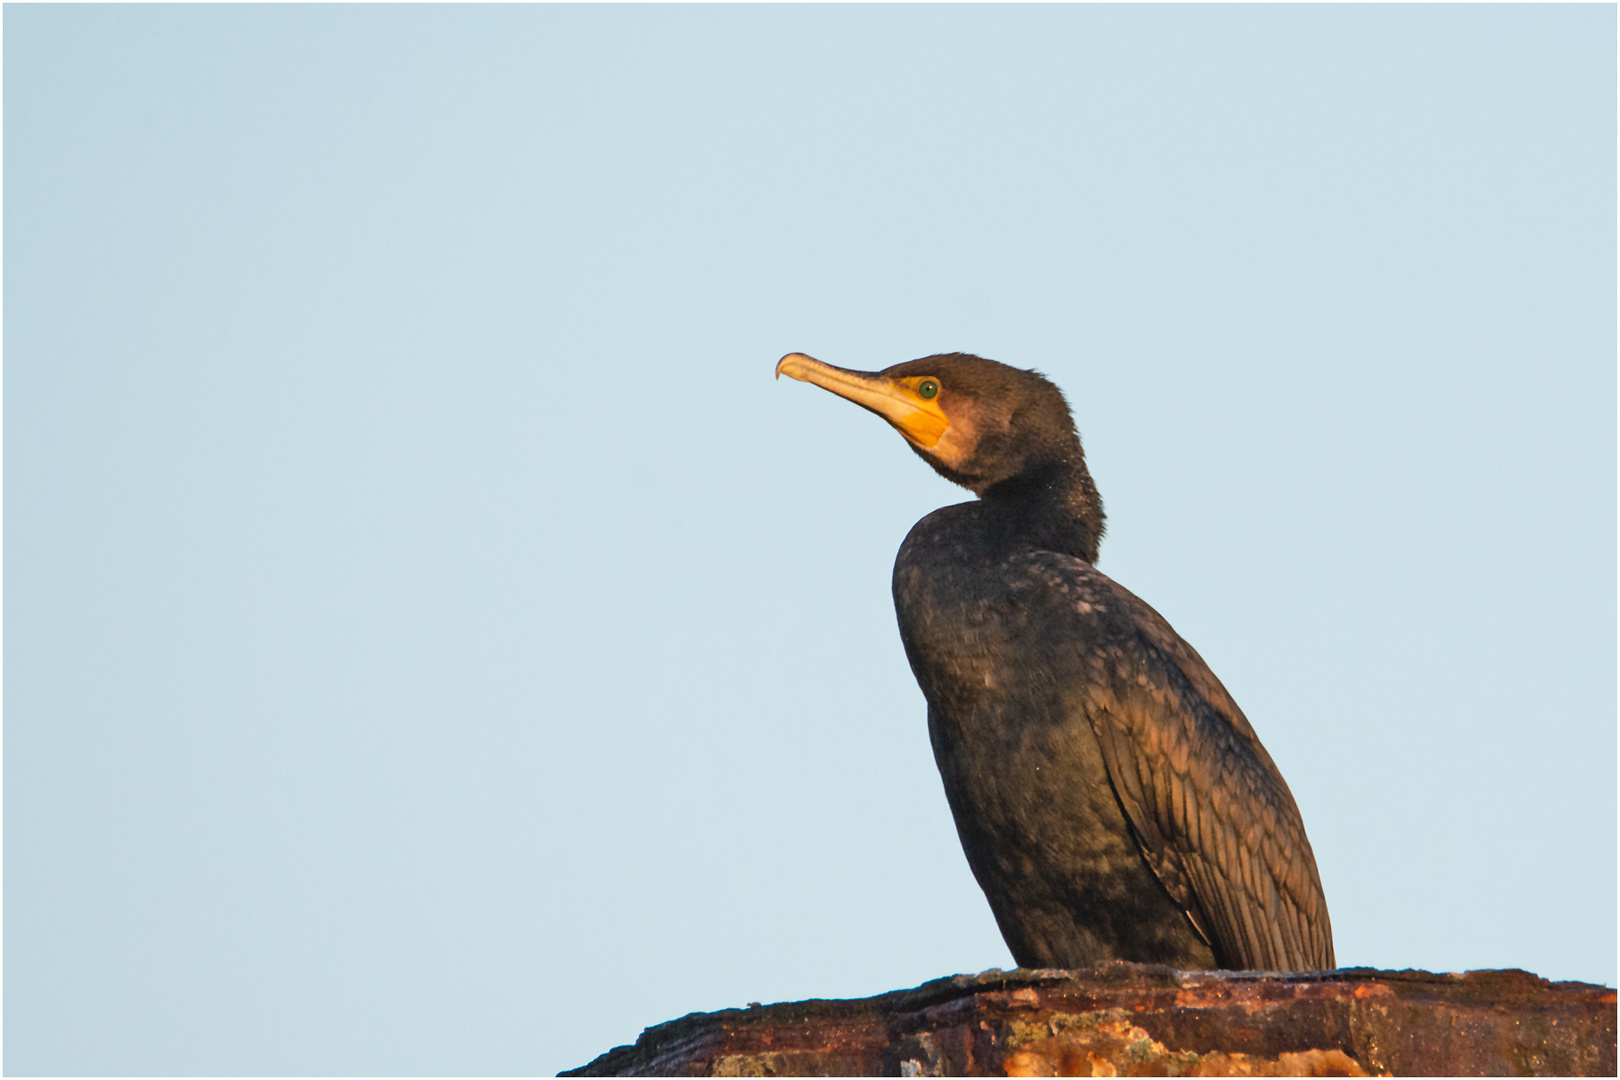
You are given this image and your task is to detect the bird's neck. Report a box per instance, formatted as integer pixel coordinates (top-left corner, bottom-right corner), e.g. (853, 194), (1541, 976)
(980, 462), (1106, 564)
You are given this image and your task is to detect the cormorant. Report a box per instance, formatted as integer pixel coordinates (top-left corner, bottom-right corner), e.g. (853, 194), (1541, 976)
(776, 351), (1334, 972)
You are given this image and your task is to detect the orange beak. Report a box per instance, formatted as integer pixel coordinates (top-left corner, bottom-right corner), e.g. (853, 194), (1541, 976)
(774, 353), (950, 450)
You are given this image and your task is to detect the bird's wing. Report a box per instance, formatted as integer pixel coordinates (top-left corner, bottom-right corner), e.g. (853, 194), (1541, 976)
(1074, 573), (1335, 972)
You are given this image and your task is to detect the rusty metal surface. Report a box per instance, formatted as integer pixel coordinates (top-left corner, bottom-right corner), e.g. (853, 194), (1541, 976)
(561, 963), (1616, 1077)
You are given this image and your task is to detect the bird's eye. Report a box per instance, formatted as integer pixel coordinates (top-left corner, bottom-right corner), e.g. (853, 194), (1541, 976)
(918, 379), (939, 400)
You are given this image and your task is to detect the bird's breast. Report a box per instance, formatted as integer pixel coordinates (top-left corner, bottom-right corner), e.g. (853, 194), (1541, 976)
(892, 512), (1115, 717)
(892, 512), (1134, 869)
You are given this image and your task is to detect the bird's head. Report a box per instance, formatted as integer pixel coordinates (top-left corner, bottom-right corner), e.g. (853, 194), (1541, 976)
(775, 351), (1087, 496)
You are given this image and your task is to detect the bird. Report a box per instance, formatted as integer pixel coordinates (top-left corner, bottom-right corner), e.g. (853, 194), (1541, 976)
(775, 350), (1334, 973)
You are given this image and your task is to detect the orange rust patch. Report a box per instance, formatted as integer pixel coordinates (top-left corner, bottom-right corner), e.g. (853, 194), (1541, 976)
(1003, 1035), (1369, 1077)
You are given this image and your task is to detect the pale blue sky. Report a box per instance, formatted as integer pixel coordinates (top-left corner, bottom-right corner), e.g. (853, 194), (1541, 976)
(6, 5), (1615, 1076)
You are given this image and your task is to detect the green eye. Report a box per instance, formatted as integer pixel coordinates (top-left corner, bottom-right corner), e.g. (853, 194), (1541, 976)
(918, 379), (939, 400)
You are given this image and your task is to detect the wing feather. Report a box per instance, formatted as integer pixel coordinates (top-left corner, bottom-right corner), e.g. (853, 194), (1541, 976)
(1061, 564), (1335, 972)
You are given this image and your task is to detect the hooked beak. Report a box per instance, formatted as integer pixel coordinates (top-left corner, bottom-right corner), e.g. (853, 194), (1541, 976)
(775, 353), (950, 450)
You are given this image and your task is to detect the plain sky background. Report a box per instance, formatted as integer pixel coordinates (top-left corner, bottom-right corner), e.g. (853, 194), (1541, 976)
(5, 4), (1615, 1076)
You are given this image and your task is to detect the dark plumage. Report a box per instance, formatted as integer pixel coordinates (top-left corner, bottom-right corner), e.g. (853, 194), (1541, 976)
(776, 350), (1334, 972)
